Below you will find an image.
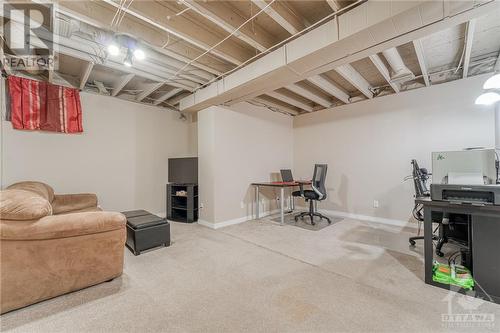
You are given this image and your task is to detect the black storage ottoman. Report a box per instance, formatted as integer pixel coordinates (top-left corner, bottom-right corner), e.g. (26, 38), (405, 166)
(122, 210), (170, 256)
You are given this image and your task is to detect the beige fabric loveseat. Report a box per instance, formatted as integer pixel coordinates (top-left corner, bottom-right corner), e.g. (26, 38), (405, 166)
(0, 181), (126, 314)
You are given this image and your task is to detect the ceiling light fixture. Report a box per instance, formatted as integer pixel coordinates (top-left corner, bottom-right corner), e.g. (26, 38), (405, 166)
(123, 49), (133, 67)
(133, 49), (145, 60)
(475, 92), (500, 106)
(483, 73), (500, 90)
(107, 43), (120, 56)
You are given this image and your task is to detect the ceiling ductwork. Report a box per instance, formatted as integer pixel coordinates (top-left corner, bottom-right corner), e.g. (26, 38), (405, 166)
(179, 0), (499, 112)
(381, 48), (415, 83)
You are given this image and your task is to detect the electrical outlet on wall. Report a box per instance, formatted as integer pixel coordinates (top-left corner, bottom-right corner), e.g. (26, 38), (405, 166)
(200, 203), (204, 209)
(373, 200), (379, 208)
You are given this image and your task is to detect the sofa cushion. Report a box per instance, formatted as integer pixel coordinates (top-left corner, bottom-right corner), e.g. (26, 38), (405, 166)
(51, 194), (98, 215)
(0, 211), (125, 240)
(0, 189), (52, 221)
(7, 181), (55, 202)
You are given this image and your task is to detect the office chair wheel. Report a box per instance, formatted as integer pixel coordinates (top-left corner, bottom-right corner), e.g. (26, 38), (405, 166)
(326, 217), (332, 224)
(436, 250), (444, 257)
(409, 239), (416, 246)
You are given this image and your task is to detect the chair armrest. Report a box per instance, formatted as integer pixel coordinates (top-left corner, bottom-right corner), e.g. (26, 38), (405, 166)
(51, 193), (98, 214)
(1, 211), (126, 240)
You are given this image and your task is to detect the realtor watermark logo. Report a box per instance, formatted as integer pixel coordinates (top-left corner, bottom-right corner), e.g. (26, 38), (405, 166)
(1, 2), (57, 72)
(441, 285), (496, 329)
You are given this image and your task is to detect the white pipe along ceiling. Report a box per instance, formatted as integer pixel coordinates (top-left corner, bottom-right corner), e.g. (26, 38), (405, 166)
(179, 0), (500, 113)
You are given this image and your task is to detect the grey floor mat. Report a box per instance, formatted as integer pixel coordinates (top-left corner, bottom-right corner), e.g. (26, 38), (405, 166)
(271, 213), (343, 231)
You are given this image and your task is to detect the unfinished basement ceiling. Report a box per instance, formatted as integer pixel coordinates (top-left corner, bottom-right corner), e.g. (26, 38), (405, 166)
(1, 1), (499, 116)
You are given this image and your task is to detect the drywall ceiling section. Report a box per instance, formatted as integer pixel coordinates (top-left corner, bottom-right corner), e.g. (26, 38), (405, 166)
(179, 0), (499, 113)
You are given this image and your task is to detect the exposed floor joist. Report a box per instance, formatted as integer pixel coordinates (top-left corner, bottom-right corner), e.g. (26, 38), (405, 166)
(112, 74), (135, 97)
(251, 0), (304, 35)
(55, 1), (226, 76)
(179, 0), (275, 52)
(413, 39), (431, 87)
(369, 54), (400, 93)
(79, 62), (94, 90)
(253, 96), (300, 115)
(286, 83), (332, 108)
(154, 88), (184, 106)
(463, 19), (477, 78)
(266, 91), (314, 112)
(335, 65), (374, 99)
(101, 0), (245, 66)
(136, 83), (164, 102)
(307, 75), (350, 104)
(326, 1), (342, 11)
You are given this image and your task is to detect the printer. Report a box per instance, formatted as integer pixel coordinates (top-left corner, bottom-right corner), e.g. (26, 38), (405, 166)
(430, 149), (500, 205)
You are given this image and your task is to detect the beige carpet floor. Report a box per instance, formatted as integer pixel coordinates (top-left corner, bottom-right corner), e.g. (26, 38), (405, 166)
(2, 217), (500, 332)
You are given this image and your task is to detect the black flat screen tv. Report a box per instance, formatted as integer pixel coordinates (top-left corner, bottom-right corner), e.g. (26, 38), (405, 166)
(168, 157), (198, 184)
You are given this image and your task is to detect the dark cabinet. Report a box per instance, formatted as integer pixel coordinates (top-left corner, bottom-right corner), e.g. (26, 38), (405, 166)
(167, 184), (198, 223)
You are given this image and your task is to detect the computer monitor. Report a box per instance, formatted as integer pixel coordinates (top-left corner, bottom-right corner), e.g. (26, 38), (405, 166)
(280, 169), (294, 182)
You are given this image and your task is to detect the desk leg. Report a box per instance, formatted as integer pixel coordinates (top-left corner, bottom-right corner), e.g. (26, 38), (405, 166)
(290, 189), (294, 211)
(280, 187), (285, 225)
(424, 207), (433, 285)
(255, 186), (260, 219)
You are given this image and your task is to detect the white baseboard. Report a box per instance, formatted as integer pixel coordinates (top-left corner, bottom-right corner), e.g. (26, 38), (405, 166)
(197, 208), (416, 230)
(197, 209), (281, 230)
(319, 209), (416, 229)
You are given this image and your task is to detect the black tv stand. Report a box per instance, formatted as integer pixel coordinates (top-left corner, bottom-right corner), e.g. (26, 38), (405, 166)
(167, 183), (198, 223)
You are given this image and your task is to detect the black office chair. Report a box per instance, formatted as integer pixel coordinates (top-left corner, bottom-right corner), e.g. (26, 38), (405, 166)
(293, 164), (331, 225)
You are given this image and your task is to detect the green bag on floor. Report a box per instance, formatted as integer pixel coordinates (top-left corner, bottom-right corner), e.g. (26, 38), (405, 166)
(432, 261), (474, 291)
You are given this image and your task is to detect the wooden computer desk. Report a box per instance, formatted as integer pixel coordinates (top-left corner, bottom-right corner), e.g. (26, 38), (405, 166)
(251, 181), (311, 225)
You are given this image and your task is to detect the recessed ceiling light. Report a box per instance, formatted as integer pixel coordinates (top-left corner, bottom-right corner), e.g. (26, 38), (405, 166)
(107, 44), (120, 56)
(133, 49), (145, 60)
(475, 92), (500, 106)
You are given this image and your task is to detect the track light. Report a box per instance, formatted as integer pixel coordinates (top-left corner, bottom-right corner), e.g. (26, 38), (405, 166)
(475, 92), (500, 106)
(133, 49), (145, 60)
(483, 73), (500, 90)
(107, 43), (120, 56)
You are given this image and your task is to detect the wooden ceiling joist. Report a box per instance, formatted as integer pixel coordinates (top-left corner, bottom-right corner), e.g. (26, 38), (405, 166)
(78, 61), (94, 90)
(463, 19), (477, 78)
(266, 91), (314, 112)
(136, 82), (164, 102)
(413, 39), (430, 87)
(112, 74), (135, 97)
(154, 88), (184, 106)
(286, 83), (332, 108)
(335, 65), (374, 99)
(179, 0), (276, 52)
(56, 1), (227, 76)
(307, 75), (350, 104)
(251, 0), (305, 35)
(101, 0), (249, 66)
(369, 54), (400, 93)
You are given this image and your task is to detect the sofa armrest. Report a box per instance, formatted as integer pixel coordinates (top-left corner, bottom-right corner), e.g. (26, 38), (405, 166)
(51, 193), (98, 215)
(1, 211), (126, 240)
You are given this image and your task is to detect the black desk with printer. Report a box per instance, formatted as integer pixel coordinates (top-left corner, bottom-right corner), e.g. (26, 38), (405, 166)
(410, 149), (500, 304)
(416, 174), (500, 303)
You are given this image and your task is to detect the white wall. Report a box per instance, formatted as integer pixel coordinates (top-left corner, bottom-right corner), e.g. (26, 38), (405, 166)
(198, 103), (293, 225)
(293, 74), (495, 222)
(1, 83), (197, 214)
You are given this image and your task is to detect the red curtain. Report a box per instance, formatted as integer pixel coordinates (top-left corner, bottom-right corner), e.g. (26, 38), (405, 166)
(7, 76), (83, 133)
